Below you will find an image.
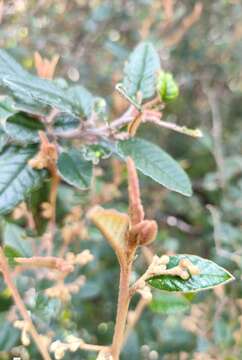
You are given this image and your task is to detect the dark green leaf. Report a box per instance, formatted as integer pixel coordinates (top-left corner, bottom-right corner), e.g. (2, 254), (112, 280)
(147, 255), (234, 292)
(118, 138), (192, 196)
(0, 289), (12, 312)
(123, 42), (160, 101)
(0, 145), (47, 214)
(3, 112), (44, 144)
(0, 49), (94, 117)
(57, 149), (93, 190)
(67, 85), (94, 118)
(149, 293), (190, 314)
(53, 113), (80, 135)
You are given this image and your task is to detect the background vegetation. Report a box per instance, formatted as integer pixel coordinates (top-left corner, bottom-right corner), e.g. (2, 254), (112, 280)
(0, 1), (241, 359)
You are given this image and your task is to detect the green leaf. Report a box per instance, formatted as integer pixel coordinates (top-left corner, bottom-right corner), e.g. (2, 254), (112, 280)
(147, 255), (234, 293)
(0, 145), (47, 214)
(67, 85), (94, 118)
(118, 138), (192, 196)
(3, 223), (32, 257)
(0, 49), (93, 117)
(34, 292), (62, 322)
(3, 245), (22, 267)
(0, 97), (17, 121)
(0, 128), (8, 152)
(3, 112), (44, 144)
(0, 316), (19, 351)
(57, 149), (93, 190)
(53, 113), (80, 135)
(123, 42), (160, 101)
(149, 293), (190, 314)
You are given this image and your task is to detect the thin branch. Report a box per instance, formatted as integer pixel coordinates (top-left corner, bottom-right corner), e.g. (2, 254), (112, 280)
(123, 296), (149, 345)
(0, 247), (52, 360)
(15, 256), (74, 273)
(204, 86), (225, 188)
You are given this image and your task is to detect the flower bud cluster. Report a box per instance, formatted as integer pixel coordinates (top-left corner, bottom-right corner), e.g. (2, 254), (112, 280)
(148, 255), (200, 280)
(14, 320), (31, 346)
(45, 275), (85, 303)
(50, 336), (84, 359)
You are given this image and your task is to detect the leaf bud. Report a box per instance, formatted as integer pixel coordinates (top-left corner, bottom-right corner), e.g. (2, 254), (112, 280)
(157, 71), (179, 102)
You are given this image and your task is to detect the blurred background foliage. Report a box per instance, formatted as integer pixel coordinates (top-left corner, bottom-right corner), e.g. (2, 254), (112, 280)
(0, 0), (241, 359)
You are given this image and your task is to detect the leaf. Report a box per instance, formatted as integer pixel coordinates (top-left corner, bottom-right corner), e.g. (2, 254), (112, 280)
(3, 223), (32, 257)
(34, 292), (61, 322)
(147, 255), (234, 293)
(149, 293), (190, 314)
(53, 113), (80, 135)
(57, 149), (93, 190)
(0, 316), (19, 351)
(3, 112), (44, 144)
(0, 145), (47, 214)
(3, 245), (22, 267)
(118, 138), (192, 196)
(0, 128), (9, 152)
(0, 97), (17, 121)
(0, 49), (93, 117)
(89, 206), (129, 256)
(122, 42), (161, 101)
(67, 85), (94, 118)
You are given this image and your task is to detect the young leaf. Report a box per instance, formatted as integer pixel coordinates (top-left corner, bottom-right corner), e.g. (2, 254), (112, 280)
(149, 293), (190, 314)
(3, 112), (44, 144)
(147, 255), (234, 293)
(89, 206), (129, 257)
(118, 138), (192, 196)
(0, 145), (47, 214)
(57, 149), (93, 190)
(122, 42), (161, 101)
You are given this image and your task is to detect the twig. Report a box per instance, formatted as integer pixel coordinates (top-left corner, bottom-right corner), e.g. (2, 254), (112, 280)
(204, 86), (225, 188)
(123, 296), (149, 345)
(0, 247), (52, 360)
(15, 256), (74, 273)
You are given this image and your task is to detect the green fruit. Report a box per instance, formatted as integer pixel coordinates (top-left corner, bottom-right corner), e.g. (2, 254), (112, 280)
(157, 71), (179, 102)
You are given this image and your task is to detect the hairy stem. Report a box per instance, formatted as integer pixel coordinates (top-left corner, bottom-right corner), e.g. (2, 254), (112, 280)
(46, 172), (60, 256)
(123, 296), (149, 345)
(111, 263), (132, 360)
(0, 247), (52, 360)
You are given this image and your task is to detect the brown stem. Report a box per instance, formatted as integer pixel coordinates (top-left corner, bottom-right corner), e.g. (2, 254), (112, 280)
(80, 343), (108, 352)
(0, 247), (52, 360)
(15, 256), (73, 273)
(46, 172), (60, 256)
(111, 263), (132, 360)
(123, 297), (148, 345)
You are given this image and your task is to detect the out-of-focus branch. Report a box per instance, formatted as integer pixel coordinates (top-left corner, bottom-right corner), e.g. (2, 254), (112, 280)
(164, 2), (203, 47)
(204, 86), (225, 188)
(0, 247), (52, 360)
